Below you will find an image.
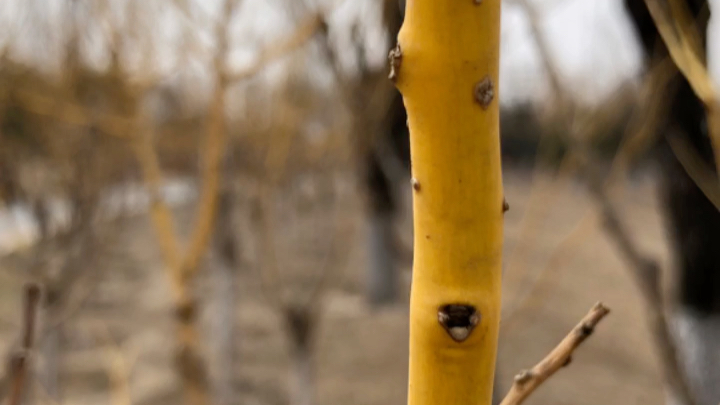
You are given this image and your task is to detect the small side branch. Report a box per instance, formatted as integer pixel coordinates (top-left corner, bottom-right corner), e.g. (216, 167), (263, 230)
(499, 303), (610, 405)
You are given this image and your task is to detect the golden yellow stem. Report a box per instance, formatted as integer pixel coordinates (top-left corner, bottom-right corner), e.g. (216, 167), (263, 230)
(395, 1), (503, 404)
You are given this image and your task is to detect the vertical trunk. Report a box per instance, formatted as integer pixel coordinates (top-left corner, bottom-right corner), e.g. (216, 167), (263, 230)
(352, 0), (406, 307)
(38, 288), (63, 402)
(174, 298), (210, 405)
(623, 1), (718, 404)
(366, 209), (398, 305)
(209, 260), (236, 405)
(28, 200), (62, 403)
(364, 92), (411, 307)
(283, 307), (315, 405)
(288, 346), (313, 405)
(209, 189), (238, 405)
(659, 83), (720, 405)
(40, 329), (61, 400)
(395, 1), (504, 404)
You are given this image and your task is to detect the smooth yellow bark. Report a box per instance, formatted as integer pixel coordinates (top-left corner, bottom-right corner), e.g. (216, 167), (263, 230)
(395, 1), (503, 404)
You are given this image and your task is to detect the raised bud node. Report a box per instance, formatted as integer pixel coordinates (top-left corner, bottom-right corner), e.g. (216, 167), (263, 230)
(388, 43), (403, 82)
(474, 76), (494, 109)
(437, 304), (480, 342)
(579, 322), (595, 337)
(411, 177), (421, 192)
(514, 369), (534, 384)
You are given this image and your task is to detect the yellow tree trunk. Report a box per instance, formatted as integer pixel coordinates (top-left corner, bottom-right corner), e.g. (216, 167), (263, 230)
(394, 1), (504, 404)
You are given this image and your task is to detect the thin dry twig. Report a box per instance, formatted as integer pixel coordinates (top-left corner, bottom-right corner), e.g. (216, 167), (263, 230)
(6, 283), (41, 405)
(499, 302), (610, 405)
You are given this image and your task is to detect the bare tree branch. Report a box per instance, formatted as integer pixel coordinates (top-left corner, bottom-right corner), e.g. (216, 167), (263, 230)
(666, 131), (720, 210)
(643, 0), (720, 178)
(225, 14), (324, 84)
(513, 2), (700, 404)
(132, 119), (183, 297)
(179, 0), (238, 280)
(499, 303), (610, 405)
(13, 88), (133, 138)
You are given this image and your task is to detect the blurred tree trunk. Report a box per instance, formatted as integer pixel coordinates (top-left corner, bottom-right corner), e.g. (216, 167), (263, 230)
(32, 200), (63, 404)
(282, 307), (315, 405)
(208, 188), (238, 405)
(623, 1), (720, 405)
(38, 288), (62, 402)
(360, 0), (407, 307)
(34, 196), (96, 404)
(395, 0), (504, 404)
(365, 208), (397, 305)
(313, 0), (407, 307)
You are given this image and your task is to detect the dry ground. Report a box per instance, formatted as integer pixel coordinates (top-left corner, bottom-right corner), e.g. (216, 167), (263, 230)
(0, 165), (674, 405)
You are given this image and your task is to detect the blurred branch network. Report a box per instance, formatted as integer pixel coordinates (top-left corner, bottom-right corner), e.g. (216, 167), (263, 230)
(0, 0), (389, 404)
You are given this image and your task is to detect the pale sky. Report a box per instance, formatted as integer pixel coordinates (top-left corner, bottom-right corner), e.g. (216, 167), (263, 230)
(0, 0), (717, 106)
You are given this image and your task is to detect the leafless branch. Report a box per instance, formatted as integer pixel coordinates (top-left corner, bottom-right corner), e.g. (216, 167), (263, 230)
(643, 0), (720, 178)
(127, 2), (238, 404)
(226, 14), (324, 84)
(502, 55), (674, 327)
(499, 302), (610, 405)
(513, 2), (700, 403)
(666, 131), (720, 210)
(13, 88), (133, 138)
